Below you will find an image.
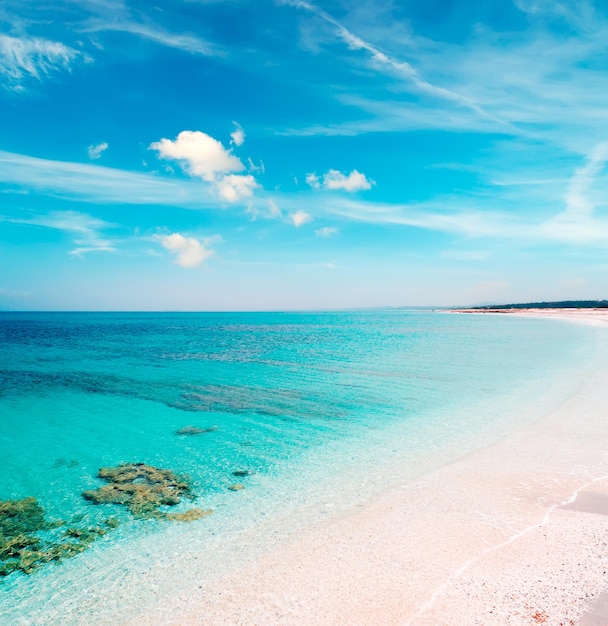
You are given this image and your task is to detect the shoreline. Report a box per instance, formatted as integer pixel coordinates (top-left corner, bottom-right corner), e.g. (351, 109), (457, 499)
(448, 307), (608, 327)
(131, 310), (608, 625)
(3, 310), (607, 625)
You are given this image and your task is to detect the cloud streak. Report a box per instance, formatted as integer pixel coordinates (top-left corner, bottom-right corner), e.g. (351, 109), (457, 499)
(0, 34), (82, 90)
(0, 149), (220, 208)
(82, 18), (221, 56)
(1, 210), (117, 256)
(280, 0), (505, 127)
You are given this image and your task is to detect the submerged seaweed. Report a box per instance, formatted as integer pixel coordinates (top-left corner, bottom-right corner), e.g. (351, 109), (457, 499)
(82, 463), (208, 521)
(0, 497), (110, 578)
(165, 508), (213, 522)
(1, 463), (210, 579)
(175, 425), (218, 436)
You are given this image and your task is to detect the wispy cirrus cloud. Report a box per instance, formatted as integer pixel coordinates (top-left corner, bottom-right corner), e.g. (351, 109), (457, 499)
(0, 34), (83, 91)
(1, 210), (117, 256)
(279, 0), (608, 156)
(0, 149), (219, 207)
(279, 0), (505, 127)
(318, 141), (608, 246)
(81, 18), (222, 56)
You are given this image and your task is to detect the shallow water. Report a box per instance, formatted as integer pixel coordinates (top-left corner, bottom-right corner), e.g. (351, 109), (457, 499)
(0, 311), (603, 623)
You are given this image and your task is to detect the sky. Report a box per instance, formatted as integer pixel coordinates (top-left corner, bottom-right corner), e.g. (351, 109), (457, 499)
(1, 0), (608, 310)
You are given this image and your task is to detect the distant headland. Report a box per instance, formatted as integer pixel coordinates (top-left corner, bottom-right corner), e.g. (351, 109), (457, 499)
(468, 300), (608, 310)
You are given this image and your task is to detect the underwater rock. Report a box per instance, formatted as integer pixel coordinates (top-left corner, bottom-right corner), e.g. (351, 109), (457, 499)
(0, 497), (107, 578)
(175, 425), (218, 436)
(228, 484), (244, 491)
(0, 497), (46, 536)
(0, 534), (40, 560)
(105, 517), (120, 529)
(63, 526), (107, 544)
(165, 508), (213, 523)
(82, 463), (194, 518)
(232, 469), (255, 477)
(52, 459), (79, 469)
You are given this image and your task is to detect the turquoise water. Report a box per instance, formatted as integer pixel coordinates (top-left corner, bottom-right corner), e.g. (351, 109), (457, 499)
(0, 311), (603, 621)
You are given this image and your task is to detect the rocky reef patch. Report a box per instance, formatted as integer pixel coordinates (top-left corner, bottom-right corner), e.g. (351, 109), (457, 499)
(82, 462), (210, 521)
(0, 497), (114, 577)
(1, 463), (212, 580)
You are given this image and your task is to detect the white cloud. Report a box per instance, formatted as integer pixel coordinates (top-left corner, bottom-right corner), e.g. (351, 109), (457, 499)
(82, 20), (220, 56)
(307, 169), (374, 192)
(305, 172), (320, 189)
(289, 210), (313, 227)
(150, 130), (243, 182)
(230, 122), (245, 146)
(215, 174), (258, 202)
(150, 130), (258, 203)
(323, 169), (373, 192)
(315, 226), (338, 237)
(87, 142), (108, 160)
(154, 232), (213, 268)
(0, 34), (80, 90)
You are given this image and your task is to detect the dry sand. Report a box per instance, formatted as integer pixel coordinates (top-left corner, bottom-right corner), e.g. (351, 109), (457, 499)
(134, 309), (608, 626)
(451, 307), (608, 327)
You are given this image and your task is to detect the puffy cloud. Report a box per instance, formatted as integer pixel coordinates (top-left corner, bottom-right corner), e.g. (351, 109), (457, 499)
(0, 34), (81, 90)
(155, 232), (213, 268)
(150, 130), (258, 203)
(307, 169), (374, 192)
(230, 122), (245, 146)
(315, 226), (338, 237)
(150, 130), (243, 182)
(289, 210), (313, 227)
(215, 174), (257, 202)
(87, 142), (108, 160)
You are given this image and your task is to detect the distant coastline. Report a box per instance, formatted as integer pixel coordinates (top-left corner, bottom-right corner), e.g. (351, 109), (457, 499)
(457, 299), (608, 310)
(448, 303), (608, 327)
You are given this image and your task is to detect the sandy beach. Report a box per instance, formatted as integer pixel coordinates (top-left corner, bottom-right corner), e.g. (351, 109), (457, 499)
(451, 307), (608, 328)
(127, 310), (608, 625)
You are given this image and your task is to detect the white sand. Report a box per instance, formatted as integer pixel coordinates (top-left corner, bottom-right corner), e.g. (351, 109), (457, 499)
(129, 309), (608, 625)
(451, 307), (608, 327)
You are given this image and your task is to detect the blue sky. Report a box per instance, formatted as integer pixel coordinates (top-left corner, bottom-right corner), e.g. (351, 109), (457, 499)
(1, 0), (607, 310)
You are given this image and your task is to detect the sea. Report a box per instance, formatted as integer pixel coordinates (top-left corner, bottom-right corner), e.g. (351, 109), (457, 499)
(0, 310), (605, 624)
